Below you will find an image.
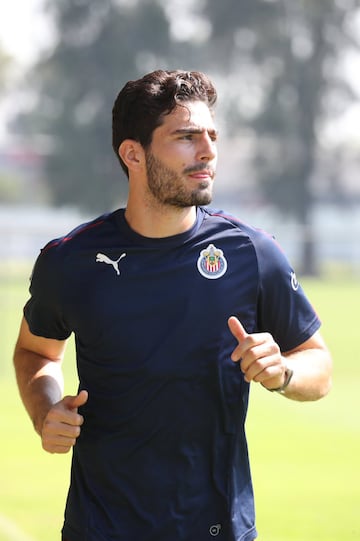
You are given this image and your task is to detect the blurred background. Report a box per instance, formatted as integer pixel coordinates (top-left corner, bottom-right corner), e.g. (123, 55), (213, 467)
(0, 0), (359, 275)
(1, 2), (359, 541)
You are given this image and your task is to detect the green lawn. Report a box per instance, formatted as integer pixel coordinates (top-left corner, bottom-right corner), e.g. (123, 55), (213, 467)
(248, 278), (360, 540)
(1, 268), (78, 541)
(1, 270), (359, 540)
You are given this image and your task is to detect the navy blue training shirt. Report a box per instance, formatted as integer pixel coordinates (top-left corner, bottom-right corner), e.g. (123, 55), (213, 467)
(24, 207), (321, 541)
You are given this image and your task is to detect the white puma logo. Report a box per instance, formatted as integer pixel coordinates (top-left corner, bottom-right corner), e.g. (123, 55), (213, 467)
(96, 252), (126, 276)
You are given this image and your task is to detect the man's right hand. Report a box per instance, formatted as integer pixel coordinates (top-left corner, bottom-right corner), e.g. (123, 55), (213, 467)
(41, 390), (88, 453)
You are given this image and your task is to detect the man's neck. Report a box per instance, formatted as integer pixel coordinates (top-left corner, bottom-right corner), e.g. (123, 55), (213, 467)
(124, 202), (197, 239)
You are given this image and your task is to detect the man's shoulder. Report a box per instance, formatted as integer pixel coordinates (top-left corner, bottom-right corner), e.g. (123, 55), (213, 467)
(41, 210), (119, 255)
(201, 207), (273, 241)
(200, 207), (287, 267)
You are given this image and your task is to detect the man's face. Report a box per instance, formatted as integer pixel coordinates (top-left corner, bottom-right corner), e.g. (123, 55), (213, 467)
(145, 101), (218, 208)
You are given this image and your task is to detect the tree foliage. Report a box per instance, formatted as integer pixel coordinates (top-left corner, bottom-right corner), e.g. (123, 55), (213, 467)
(0, 45), (12, 94)
(12, 0), (360, 274)
(199, 0), (359, 214)
(14, 0), (175, 211)
(197, 0), (360, 272)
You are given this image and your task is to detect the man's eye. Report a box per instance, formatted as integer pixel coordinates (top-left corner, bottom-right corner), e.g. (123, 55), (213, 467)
(180, 134), (193, 140)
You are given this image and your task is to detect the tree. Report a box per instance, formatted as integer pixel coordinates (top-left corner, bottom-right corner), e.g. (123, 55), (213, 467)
(0, 37), (13, 93)
(13, 0), (174, 212)
(11, 0), (360, 274)
(197, 0), (360, 274)
(0, 45), (17, 203)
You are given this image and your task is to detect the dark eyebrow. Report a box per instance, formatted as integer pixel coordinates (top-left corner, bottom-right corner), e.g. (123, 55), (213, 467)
(171, 127), (219, 137)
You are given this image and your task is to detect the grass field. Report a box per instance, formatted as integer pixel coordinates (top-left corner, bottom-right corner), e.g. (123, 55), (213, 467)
(1, 266), (359, 541)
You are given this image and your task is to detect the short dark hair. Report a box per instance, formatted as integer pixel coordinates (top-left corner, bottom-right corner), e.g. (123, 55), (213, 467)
(112, 69), (217, 176)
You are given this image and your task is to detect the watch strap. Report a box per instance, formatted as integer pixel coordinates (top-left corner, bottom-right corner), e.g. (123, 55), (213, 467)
(268, 367), (294, 394)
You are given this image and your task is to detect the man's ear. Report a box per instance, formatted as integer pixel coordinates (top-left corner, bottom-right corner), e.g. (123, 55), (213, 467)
(118, 140), (145, 172)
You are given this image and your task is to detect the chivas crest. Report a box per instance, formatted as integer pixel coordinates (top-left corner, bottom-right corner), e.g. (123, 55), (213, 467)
(197, 244), (227, 279)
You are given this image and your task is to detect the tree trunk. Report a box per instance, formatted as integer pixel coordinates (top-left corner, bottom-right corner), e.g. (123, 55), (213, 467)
(300, 221), (319, 276)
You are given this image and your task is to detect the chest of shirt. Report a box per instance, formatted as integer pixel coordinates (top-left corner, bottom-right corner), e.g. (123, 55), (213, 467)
(60, 238), (254, 432)
(62, 238), (258, 343)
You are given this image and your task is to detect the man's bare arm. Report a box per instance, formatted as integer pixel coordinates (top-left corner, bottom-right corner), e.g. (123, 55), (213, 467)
(280, 332), (332, 401)
(13, 317), (87, 453)
(228, 317), (332, 402)
(13, 317), (66, 434)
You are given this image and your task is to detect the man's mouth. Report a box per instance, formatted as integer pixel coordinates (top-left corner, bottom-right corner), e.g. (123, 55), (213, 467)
(184, 164), (215, 179)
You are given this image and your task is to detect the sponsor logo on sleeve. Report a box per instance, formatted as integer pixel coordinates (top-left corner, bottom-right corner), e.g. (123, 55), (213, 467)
(291, 271), (300, 291)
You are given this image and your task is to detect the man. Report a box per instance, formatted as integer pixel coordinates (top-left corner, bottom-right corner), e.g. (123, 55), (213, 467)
(13, 70), (332, 541)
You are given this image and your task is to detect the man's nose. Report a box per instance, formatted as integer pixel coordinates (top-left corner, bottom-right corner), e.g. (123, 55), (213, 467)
(197, 133), (217, 162)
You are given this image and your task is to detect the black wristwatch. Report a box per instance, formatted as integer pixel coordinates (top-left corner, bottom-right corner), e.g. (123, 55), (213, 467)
(268, 367), (294, 394)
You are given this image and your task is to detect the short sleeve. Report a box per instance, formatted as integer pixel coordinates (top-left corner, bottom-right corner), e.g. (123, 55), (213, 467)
(24, 243), (72, 340)
(254, 232), (321, 352)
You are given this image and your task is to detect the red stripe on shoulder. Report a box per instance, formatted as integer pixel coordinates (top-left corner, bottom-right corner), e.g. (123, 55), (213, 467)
(41, 218), (106, 253)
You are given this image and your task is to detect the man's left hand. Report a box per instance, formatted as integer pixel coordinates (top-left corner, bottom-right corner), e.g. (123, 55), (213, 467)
(228, 316), (286, 390)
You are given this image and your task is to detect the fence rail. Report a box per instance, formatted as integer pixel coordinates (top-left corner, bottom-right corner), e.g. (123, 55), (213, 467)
(1, 205), (359, 276)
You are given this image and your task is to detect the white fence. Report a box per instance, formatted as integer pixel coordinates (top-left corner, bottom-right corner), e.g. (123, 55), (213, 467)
(0, 205), (90, 263)
(1, 204), (359, 276)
